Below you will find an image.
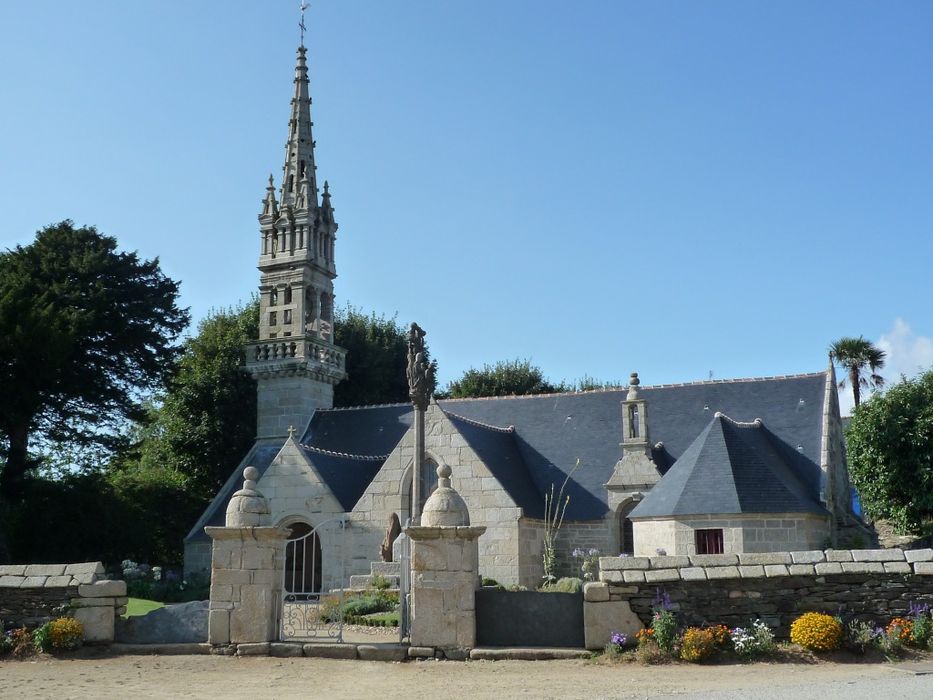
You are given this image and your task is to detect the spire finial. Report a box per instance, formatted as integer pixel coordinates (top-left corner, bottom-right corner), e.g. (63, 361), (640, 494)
(299, 1), (309, 48)
(267, 173), (275, 189)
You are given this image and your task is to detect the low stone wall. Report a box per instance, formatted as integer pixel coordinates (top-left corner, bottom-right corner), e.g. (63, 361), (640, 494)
(0, 562), (127, 642)
(582, 548), (933, 649)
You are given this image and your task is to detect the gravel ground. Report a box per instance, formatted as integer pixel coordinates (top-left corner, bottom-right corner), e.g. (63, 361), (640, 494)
(2, 653), (933, 699)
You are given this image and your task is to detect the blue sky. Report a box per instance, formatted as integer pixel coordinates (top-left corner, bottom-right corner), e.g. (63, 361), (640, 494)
(2, 1), (931, 408)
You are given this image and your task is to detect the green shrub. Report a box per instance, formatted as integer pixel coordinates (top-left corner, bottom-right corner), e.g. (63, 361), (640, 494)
(844, 620), (878, 655)
(540, 577), (583, 593)
(32, 622), (53, 653)
(370, 574), (391, 591)
(651, 610), (677, 654)
(342, 593), (396, 619)
(481, 577), (500, 587)
(0, 633), (12, 657)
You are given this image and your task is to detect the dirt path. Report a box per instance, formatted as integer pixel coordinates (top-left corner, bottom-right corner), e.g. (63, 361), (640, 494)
(3, 653), (933, 700)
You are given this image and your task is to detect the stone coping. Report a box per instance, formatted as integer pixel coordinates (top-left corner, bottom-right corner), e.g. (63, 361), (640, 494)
(598, 548), (933, 583)
(406, 525), (487, 541)
(0, 562), (104, 589)
(204, 526), (291, 542)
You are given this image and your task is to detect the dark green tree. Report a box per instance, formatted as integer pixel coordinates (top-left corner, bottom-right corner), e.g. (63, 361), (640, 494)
(830, 336), (887, 408)
(0, 222), (188, 502)
(125, 300), (260, 500)
(333, 305), (411, 407)
(846, 370), (933, 533)
(444, 359), (566, 398)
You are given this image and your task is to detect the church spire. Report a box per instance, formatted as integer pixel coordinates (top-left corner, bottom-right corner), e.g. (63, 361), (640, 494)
(280, 45), (318, 209)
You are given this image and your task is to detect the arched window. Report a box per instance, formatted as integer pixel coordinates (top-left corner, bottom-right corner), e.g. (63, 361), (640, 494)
(283, 522), (322, 593)
(619, 503), (636, 556)
(284, 286), (293, 305)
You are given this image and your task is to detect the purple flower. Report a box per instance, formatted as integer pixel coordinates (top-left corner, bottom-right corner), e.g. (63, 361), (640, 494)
(610, 632), (627, 647)
(909, 601), (931, 617)
(653, 587), (673, 611)
(588, 548), (600, 556)
(572, 548), (584, 558)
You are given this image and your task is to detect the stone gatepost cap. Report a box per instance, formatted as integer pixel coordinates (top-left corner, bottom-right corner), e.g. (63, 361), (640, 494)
(225, 466), (271, 527)
(421, 462), (470, 527)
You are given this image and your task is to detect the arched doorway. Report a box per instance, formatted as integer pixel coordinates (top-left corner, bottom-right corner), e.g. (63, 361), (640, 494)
(618, 503), (636, 556)
(284, 521), (322, 593)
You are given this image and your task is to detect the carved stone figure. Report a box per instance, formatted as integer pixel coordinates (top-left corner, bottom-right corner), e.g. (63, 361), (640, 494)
(380, 512), (402, 562)
(407, 322), (435, 410)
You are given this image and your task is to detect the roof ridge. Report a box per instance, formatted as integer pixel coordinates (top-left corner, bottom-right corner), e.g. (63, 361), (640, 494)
(318, 401), (412, 411)
(441, 409), (515, 434)
(299, 442), (389, 461)
(438, 371), (826, 403)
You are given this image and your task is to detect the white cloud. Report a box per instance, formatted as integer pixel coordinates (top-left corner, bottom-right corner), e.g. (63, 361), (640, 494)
(837, 318), (933, 416)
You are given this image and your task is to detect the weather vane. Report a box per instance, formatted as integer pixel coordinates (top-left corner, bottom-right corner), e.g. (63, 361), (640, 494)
(299, 1), (309, 47)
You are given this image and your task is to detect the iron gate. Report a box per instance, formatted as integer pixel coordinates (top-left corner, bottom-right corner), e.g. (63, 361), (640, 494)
(279, 516), (351, 642)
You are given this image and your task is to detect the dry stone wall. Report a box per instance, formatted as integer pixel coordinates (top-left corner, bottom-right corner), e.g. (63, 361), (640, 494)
(0, 562), (127, 642)
(588, 548), (933, 642)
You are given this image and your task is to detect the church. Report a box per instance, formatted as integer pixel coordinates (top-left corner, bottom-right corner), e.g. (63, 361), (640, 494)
(184, 41), (863, 590)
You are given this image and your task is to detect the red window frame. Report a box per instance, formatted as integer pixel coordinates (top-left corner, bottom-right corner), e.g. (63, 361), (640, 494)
(695, 528), (724, 555)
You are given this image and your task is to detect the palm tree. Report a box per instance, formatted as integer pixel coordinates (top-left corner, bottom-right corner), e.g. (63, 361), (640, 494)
(829, 336), (886, 408)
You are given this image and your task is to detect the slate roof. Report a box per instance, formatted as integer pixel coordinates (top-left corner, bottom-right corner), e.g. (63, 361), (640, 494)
(628, 414), (827, 519)
(186, 371), (829, 543)
(438, 372), (827, 520)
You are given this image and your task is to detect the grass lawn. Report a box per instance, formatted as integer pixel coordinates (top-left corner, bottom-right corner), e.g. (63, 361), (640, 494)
(124, 597), (165, 617)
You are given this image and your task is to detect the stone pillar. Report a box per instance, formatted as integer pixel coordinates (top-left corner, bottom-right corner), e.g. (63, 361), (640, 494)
(406, 463), (485, 653)
(412, 405), (424, 524)
(205, 467), (288, 646)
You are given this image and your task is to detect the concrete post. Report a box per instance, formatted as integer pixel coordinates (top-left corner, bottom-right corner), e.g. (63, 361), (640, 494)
(205, 467), (288, 646)
(205, 526), (288, 645)
(407, 525), (485, 651)
(406, 462), (485, 653)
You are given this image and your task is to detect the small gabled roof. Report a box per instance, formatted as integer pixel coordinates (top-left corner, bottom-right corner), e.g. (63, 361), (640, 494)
(628, 413), (827, 519)
(443, 410), (545, 518)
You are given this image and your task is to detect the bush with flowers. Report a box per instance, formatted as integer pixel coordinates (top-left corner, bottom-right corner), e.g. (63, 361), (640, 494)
(730, 619), (776, 658)
(790, 612), (842, 651)
(49, 617), (84, 650)
(679, 626), (717, 662)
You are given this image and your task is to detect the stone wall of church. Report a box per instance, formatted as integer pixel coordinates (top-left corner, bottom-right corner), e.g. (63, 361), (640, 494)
(350, 404), (526, 586)
(632, 513), (830, 557)
(255, 440), (349, 592)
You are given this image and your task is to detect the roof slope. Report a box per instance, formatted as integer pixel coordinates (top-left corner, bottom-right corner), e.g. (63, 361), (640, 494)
(439, 372), (826, 520)
(444, 411), (545, 518)
(628, 414), (827, 518)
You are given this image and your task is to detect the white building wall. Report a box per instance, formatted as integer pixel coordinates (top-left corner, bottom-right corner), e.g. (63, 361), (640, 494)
(632, 513), (830, 556)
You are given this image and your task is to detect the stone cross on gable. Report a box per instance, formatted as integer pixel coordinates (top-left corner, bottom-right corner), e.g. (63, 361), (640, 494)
(287, 425), (296, 439)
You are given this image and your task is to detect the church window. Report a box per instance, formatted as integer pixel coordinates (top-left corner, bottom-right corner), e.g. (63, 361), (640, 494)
(300, 160), (305, 178)
(269, 311), (277, 326)
(629, 405), (640, 439)
(283, 309), (292, 325)
(284, 287), (293, 304)
(695, 529), (724, 555)
(619, 503), (636, 556)
(270, 289), (278, 306)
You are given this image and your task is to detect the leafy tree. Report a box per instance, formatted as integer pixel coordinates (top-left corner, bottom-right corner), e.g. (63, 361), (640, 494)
(333, 305), (415, 408)
(444, 358), (567, 398)
(124, 301), (260, 500)
(830, 336), (886, 408)
(0, 222), (188, 502)
(846, 370), (933, 533)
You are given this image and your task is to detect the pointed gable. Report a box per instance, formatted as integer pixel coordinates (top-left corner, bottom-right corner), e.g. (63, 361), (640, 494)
(629, 414), (827, 519)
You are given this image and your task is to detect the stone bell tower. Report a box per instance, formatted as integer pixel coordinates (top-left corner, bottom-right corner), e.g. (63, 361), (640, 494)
(245, 41), (347, 438)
